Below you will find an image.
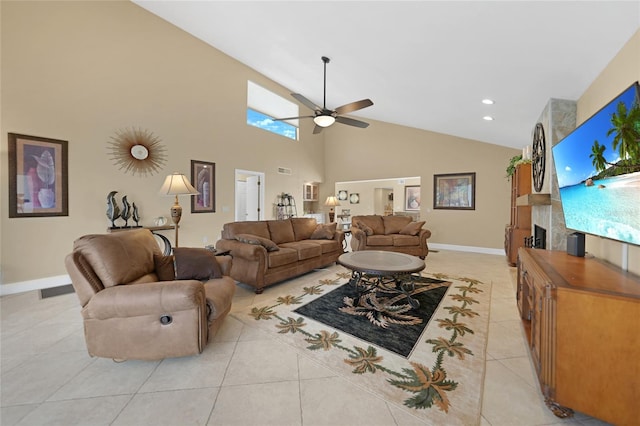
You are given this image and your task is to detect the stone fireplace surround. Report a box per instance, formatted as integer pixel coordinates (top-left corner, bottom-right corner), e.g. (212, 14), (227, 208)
(529, 98), (577, 252)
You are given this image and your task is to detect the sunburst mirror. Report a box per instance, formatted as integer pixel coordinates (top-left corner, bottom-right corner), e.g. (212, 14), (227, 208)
(108, 128), (167, 177)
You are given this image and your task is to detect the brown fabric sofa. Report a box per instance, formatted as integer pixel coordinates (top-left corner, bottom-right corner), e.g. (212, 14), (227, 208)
(350, 215), (431, 259)
(215, 217), (344, 293)
(64, 229), (236, 361)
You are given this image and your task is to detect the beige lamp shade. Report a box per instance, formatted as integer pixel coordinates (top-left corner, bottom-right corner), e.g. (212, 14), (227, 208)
(159, 172), (199, 196)
(324, 196), (341, 207)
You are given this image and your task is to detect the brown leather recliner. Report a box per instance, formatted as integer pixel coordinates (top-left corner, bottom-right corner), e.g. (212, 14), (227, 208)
(64, 229), (236, 361)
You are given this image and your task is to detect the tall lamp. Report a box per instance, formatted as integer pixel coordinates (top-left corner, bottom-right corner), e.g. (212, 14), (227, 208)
(324, 196), (341, 222)
(159, 172), (199, 247)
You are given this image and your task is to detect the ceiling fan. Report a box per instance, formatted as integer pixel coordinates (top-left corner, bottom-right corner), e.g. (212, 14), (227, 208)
(274, 56), (373, 134)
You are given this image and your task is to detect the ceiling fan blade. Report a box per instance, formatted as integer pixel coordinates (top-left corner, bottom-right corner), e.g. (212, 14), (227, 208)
(291, 93), (321, 112)
(335, 116), (370, 128)
(335, 99), (373, 115)
(273, 115), (314, 122)
(313, 124), (324, 134)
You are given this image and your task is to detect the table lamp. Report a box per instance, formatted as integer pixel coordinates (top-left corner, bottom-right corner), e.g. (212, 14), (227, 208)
(159, 172), (199, 247)
(324, 195), (341, 222)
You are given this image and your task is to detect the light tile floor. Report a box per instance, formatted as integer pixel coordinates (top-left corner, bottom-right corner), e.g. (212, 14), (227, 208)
(0, 250), (611, 426)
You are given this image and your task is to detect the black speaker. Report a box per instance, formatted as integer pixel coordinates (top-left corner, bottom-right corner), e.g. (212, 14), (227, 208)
(567, 232), (585, 257)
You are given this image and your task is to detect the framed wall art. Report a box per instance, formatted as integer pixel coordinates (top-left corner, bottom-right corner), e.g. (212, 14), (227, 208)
(8, 133), (68, 217)
(191, 160), (215, 213)
(433, 172), (476, 210)
(337, 189), (348, 201)
(404, 185), (421, 211)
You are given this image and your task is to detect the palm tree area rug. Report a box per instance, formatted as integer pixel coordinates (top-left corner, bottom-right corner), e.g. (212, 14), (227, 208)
(232, 264), (492, 425)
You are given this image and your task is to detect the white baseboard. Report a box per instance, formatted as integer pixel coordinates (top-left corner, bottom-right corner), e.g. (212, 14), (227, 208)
(429, 243), (505, 256)
(0, 275), (71, 296)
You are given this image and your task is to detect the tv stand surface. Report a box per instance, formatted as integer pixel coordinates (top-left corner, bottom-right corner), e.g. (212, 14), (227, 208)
(517, 248), (640, 425)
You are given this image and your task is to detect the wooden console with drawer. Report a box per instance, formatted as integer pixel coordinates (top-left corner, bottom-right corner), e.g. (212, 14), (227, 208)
(517, 248), (640, 425)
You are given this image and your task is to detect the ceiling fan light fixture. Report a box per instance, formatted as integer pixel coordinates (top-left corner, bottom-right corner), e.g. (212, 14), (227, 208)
(314, 115), (336, 127)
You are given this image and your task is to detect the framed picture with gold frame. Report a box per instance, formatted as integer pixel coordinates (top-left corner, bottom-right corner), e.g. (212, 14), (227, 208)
(8, 133), (68, 217)
(433, 172), (476, 210)
(191, 160), (215, 213)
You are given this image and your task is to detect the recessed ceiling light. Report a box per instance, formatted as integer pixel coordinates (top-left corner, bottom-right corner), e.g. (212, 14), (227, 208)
(483, 116), (494, 121)
(482, 99), (495, 105)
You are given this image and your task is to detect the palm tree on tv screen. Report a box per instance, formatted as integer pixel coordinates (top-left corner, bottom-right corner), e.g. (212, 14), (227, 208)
(607, 101), (640, 162)
(590, 101), (640, 176)
(589, 140), (607, 172)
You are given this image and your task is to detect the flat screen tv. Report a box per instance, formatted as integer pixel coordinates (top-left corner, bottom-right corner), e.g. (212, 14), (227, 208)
(552, 81), (640, 246)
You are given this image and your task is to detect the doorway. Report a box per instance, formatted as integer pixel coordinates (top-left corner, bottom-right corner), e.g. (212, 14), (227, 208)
(235, 169), (265, 221)
(335, 176), (421, 219)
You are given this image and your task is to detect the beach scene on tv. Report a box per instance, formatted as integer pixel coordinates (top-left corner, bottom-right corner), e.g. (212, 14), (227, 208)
(552, 83), (640, 246)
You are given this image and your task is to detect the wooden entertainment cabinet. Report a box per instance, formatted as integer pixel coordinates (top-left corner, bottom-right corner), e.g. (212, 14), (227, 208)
(517, 248), (640, 425)
(505, 163), (531, 266)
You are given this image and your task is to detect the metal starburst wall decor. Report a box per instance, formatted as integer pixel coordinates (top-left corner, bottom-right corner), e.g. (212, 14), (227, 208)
(108, 128), (167, 177)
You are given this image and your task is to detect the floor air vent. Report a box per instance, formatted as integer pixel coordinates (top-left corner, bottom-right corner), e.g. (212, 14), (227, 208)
(40, 284), (75, 298)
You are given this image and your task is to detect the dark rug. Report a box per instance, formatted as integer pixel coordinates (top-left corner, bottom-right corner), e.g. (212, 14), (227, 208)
(294, 275), (450, 357)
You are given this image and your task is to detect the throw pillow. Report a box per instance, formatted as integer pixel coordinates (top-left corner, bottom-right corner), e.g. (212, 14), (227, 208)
(310, 222), (337, 240)
(399, 221), (425, 236)
(383, 215), (411, 235)
(173, 247), (222, 281)
(235, 234), (280, 252)
(266, 220), (295, 244)
(153, 254), (175, 281)
(356, 222), (374, 236)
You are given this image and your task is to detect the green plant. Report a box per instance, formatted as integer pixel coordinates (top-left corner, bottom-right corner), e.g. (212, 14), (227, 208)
(506, 154), (528, 179)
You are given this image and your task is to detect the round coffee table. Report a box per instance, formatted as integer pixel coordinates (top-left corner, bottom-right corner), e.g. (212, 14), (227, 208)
(338, 251), (426, 308)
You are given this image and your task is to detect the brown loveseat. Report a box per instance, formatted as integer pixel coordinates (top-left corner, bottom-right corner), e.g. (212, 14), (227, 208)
(215, 218), (344, 293)
(350, 215), (431, 259)
(65, 229), (236, 361)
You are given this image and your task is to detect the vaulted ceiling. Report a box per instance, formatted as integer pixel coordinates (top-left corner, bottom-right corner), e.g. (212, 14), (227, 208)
(133, 1), (639, 149)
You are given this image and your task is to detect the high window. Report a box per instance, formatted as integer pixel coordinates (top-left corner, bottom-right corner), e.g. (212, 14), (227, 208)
(247, 81), (299, 140)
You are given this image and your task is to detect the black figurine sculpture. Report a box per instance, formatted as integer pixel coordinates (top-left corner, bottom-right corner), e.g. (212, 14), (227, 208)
(132, 202), (141, 227)
(121, 195), (132, 228)
(106, 191), (121, 229)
